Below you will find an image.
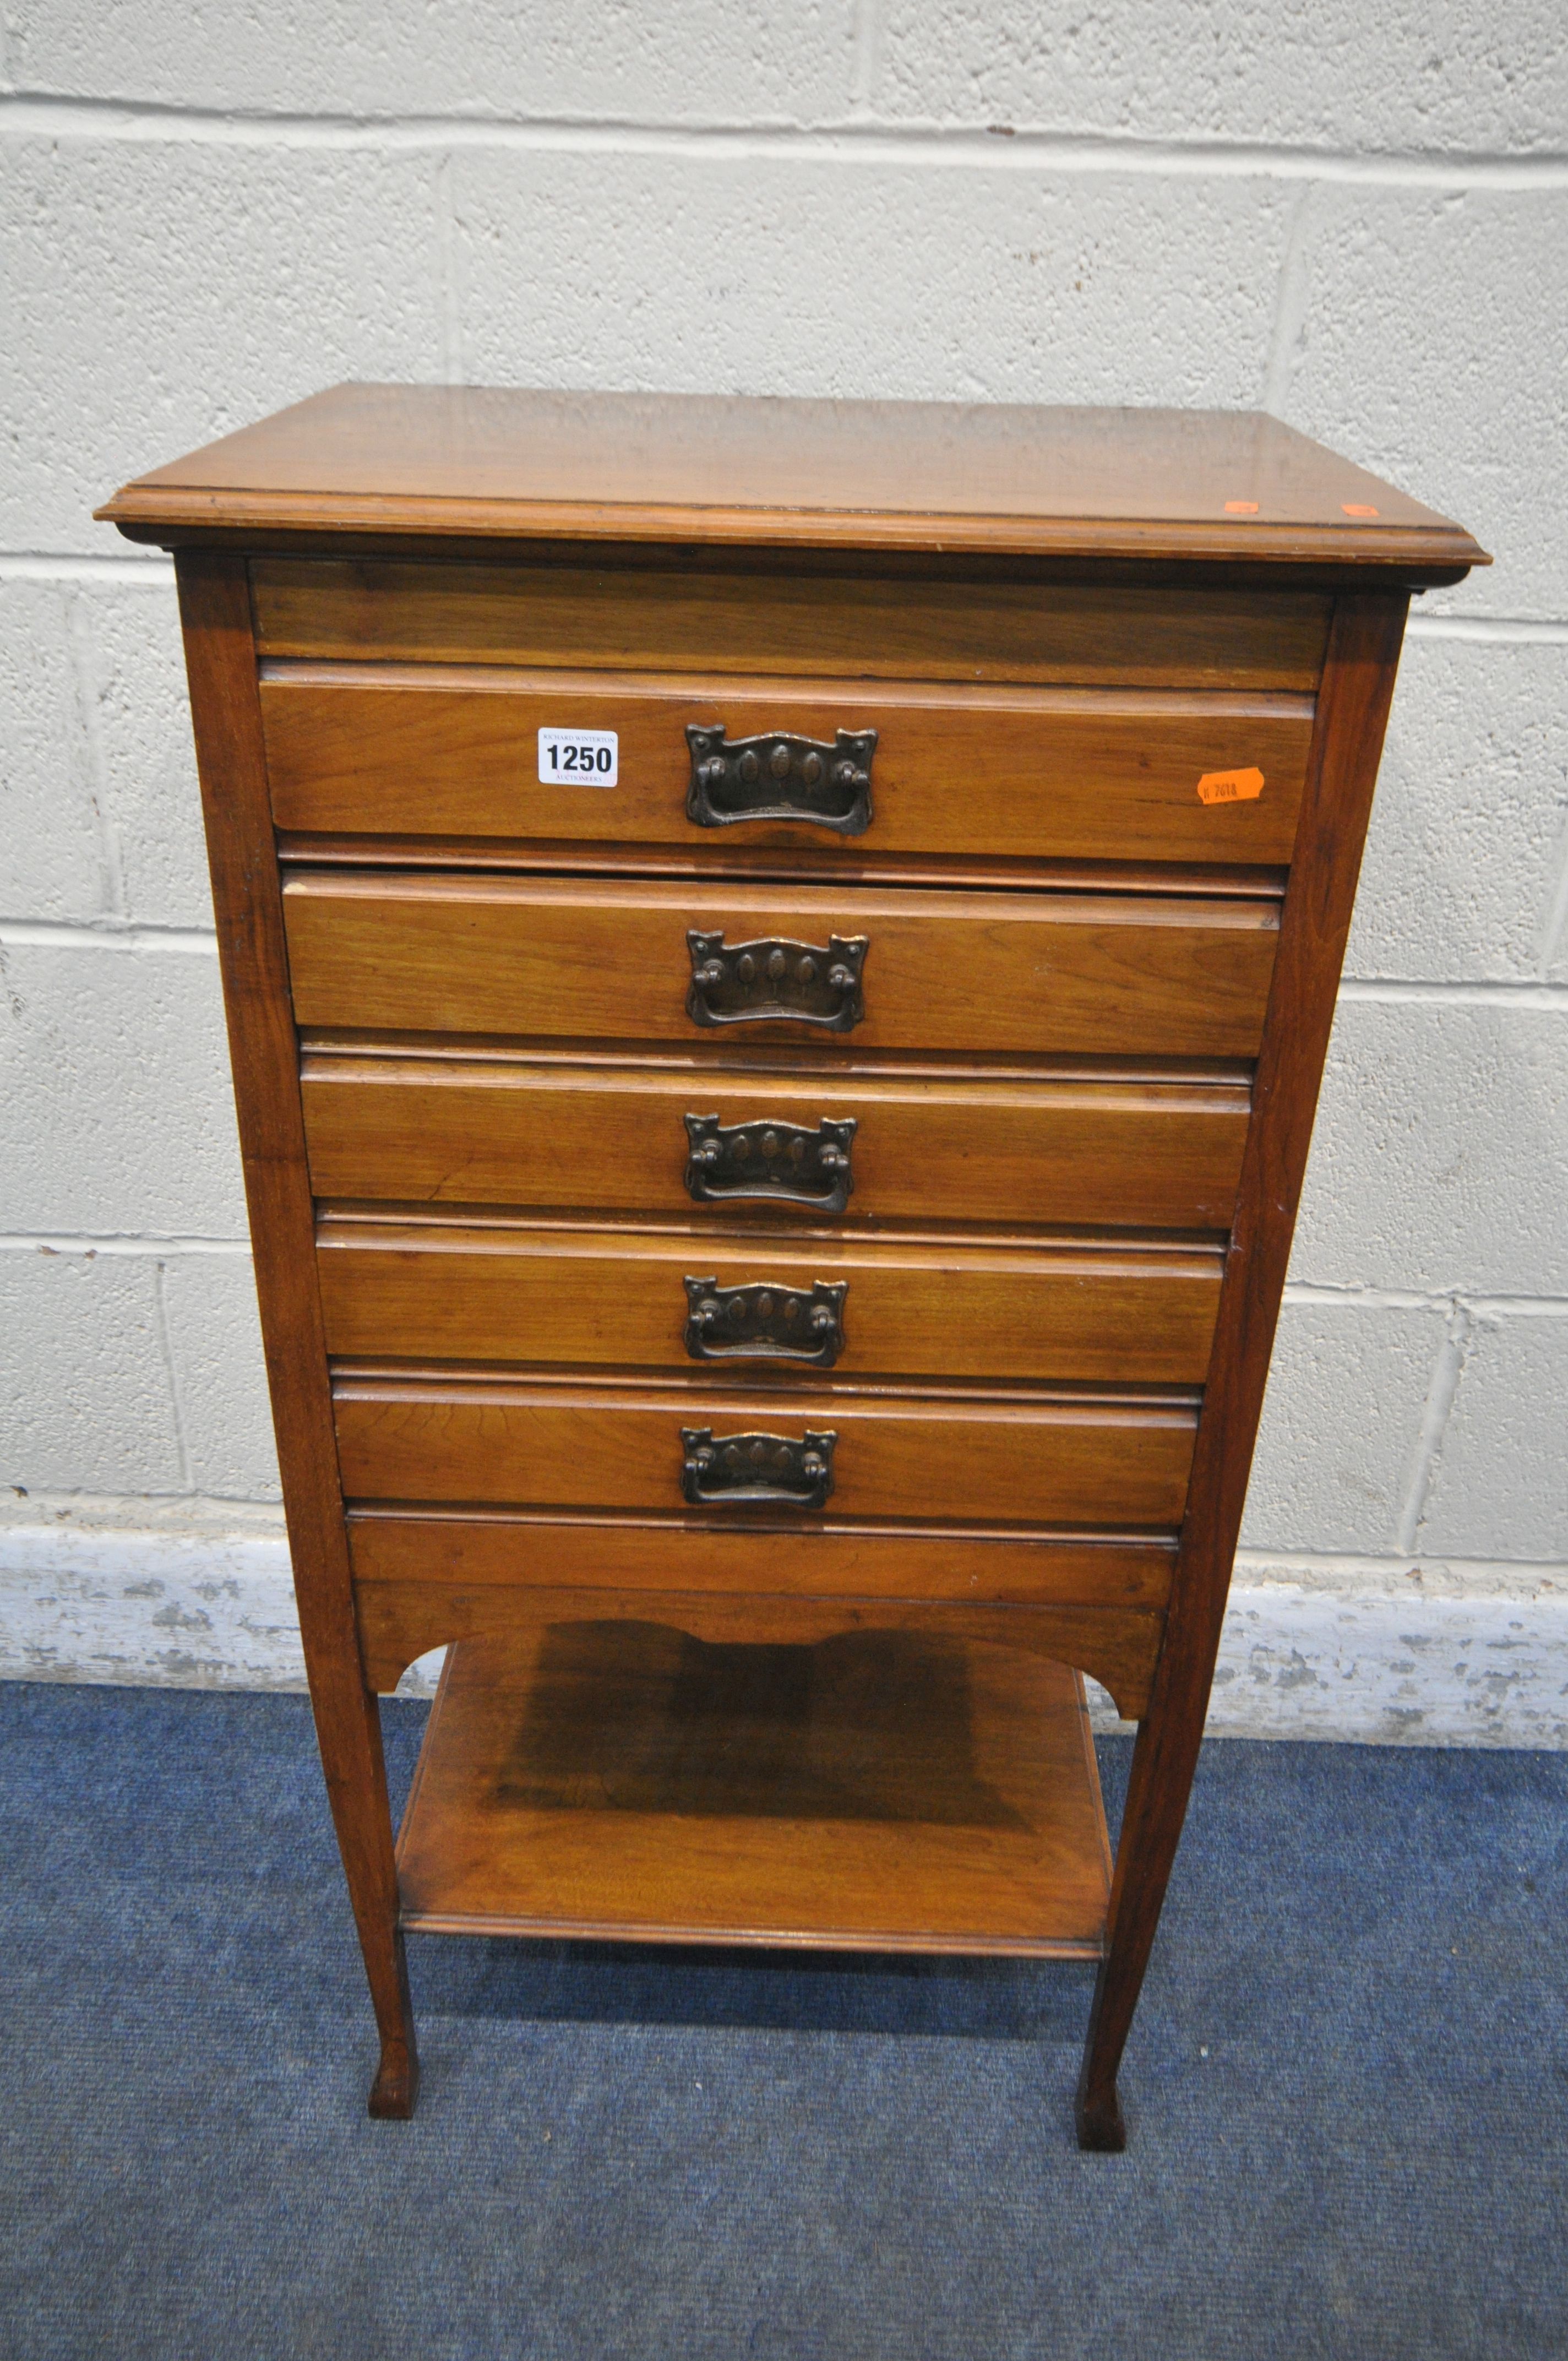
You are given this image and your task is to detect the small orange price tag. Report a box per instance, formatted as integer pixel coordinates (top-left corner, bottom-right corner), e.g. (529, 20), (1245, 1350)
(1224, 500), (1260, 514)
(1197, 766), (1265, 807)
(1342, 502), (1379, 517)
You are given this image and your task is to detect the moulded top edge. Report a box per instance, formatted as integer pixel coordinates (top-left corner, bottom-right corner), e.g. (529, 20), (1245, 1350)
(94, 385), (1489, 579)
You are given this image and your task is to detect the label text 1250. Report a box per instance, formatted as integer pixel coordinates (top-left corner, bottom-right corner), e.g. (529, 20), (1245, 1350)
(537, 727), (618, 786)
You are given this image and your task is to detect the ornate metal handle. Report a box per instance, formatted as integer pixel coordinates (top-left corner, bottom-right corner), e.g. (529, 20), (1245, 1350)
(683, 1276), (847, 1368)
(686, 725), (876, 835)
(682, 1427), (837, 1510)
(686, 931), (868, 1032)
(683, 1114), (857, 1214)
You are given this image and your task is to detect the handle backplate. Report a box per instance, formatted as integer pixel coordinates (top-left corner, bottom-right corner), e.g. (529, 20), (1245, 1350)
(683, 1276), (847, 1367)
(686, 931), (868, 1032)
(683, 1113), (857, 1213)
(681, 1427), (837, 1510)
(686, 725), (876, 835)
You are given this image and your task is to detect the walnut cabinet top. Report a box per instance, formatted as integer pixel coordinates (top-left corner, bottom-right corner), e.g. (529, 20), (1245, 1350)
(99, 382), (1486, 577)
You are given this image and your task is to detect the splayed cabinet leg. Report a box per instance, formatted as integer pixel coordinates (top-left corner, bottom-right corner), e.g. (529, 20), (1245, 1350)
(366, 1930), (420, 2119)
(1074, 2066), (1128, 2154)
(308, 1673), (421, 2119)
(1074, 1713), (1189, 2153)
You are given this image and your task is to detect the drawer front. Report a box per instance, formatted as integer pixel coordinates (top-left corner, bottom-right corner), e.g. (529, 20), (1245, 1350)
(252, 559), (1332, 691)
(302, 1056), (1250, 1232)
(263, 667), (1313, 868)
(348, 1511), (1175, 1611)
(282, 874), (1278, 1061)
(316, 1222), (1222, 1385)
(334, 1378), (1197, 1530)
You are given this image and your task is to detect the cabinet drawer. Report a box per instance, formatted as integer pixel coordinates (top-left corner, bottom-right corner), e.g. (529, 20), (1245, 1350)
(348, 1510), (1175, 1611)
(252, 559), (1332, 691)
(316, 1221), (1223, 1385)
(302, 1054), (1250, 1232)
(282, 873), (1278, 1062)
(334, 1377), (1197, 1530)
(263, 666), (1313, 868)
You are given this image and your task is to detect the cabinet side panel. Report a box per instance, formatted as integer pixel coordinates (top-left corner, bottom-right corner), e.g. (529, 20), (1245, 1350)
(173, 551), (415, 2104)
(1077, 589), (1409, 2143)
(174, 552), (356, 1658)
(1168, 592), (1411, 1706)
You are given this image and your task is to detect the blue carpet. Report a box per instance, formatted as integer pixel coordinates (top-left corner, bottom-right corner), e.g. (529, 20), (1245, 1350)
(0, 1680), (1564, 2360)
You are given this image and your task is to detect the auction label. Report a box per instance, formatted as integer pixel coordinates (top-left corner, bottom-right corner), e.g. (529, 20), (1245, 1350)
(538, 727), (618, 786)
(1196, 765), (1265, 807)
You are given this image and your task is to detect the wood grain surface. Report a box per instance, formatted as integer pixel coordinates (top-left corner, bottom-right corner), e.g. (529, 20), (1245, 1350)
(361, 1579), (1163, 1723)
(99, 386), (1487, 575)
(350, 1514), (1174, 1718)
(347, 1508), (1175, 1608)
(251, 559), (1332, 689)
(332, 1374), (1197, 1528)
(300, 1053), (1250, 1232)
(261, 665), (1314, 865)
(394, 1619), (1115, 1951)
(282, 872), (1281, 1060)
(315, 1218), (1224, 1384)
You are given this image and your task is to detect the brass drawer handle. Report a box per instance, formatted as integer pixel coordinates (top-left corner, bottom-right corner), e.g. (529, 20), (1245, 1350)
(686, 929), (868, 1032)
(684, 1113), (857, 1214)
(686, 725), (875, 834)
(683, 1276), (847, 1368)
(682, 1427), (837, 1510)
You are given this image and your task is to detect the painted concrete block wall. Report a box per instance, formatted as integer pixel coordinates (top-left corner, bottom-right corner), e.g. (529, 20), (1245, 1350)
(2, 4), (1565, 1739)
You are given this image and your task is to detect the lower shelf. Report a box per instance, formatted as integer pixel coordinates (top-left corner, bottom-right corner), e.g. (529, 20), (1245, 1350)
(395, 1614), (1113, 1957)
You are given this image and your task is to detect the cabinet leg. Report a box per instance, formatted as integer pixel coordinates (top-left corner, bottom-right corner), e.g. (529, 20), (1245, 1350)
(367, 1931), (420, 2120)
(308, 1668), (421, 2119)
(1074, 2063), (1127, 2153)
(1076, 1705), (1202, 2153)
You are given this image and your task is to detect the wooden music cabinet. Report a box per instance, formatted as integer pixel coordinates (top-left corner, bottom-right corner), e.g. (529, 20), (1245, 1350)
(99, 390), (1483, 2146)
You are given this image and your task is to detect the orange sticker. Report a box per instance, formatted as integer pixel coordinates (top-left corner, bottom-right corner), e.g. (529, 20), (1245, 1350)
(1224, 499), (1260, 514)
(1342, 502), (1379, 517)
(1197, 766), (1265, 807)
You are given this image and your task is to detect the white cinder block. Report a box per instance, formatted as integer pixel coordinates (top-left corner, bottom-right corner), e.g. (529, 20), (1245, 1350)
(1419, 1315), (1568, 1560)
(1292, 1001), (1568, 1296)
(0, 581), (110, 920)
(451, 155), (1293, 407)
(0, 941), (247, 1237)
(159, 1255), (280, 1502)
(1241, 1301), (1449, 1555)
(0, 1253), (183, 1492)
(874, 2), (1568, 156)
(4, 2), (856, 122)
(80, 578), (211, 929)
(1350, 637), (1568, 983)
(2, 139), (444, 558)
(1278, 186), (1568, 618)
